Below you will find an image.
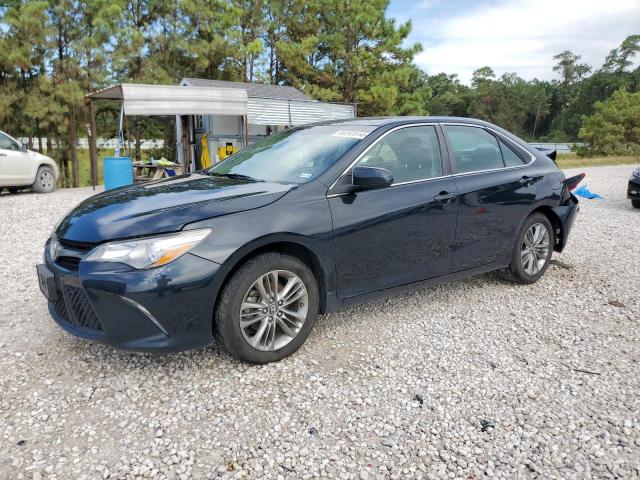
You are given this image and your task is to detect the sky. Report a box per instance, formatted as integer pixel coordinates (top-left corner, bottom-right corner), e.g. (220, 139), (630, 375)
(387, 0), (640, 84)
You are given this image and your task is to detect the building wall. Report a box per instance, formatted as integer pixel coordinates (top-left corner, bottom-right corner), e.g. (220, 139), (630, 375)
(178, 113), (294, 167)
(204, 115), (273, 163)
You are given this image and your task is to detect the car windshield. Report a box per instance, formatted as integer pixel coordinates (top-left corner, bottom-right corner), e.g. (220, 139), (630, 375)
(206, 125), (375, 184)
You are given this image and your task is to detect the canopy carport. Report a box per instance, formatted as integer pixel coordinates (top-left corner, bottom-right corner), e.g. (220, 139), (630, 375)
(85, 81), (356, 188)
(85, 83), (249, 188)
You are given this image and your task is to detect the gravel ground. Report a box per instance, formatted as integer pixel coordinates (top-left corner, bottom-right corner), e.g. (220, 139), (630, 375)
(1, 165), (639, 480)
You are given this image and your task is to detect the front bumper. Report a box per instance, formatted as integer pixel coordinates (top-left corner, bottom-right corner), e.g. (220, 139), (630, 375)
(628, 177), (640, 199)
(40, 253), (226, 352)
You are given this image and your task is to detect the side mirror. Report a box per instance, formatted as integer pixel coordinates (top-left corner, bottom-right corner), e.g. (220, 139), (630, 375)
(21, 143), (28, 152)
(352, 166), (393, 190)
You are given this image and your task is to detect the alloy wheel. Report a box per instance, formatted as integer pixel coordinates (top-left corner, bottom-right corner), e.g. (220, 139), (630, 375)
(239, 270), (309, 351)
(520, 223), (550, 275)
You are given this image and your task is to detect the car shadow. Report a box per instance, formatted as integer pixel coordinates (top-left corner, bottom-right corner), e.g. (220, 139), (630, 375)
(0, 188), (36, 196)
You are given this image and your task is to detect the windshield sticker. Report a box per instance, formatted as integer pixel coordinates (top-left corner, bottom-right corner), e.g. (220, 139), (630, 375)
(332, 130), (369, 139)
(299, 172), (313, 179)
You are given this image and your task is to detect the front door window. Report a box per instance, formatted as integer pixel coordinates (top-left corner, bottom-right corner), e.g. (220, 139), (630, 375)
(0, 132), (20, 151)
(357, 126), (443, 183)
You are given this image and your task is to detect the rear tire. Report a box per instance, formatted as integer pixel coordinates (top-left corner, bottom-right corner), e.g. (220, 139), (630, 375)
(215, 252), (319, 363)
(32, 166), (56, 193)
(506, 213), (553, 284)
(632, 200), (640, 209)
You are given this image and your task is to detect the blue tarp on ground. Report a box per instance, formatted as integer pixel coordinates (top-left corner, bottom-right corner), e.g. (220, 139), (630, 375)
(574, 185), (603, 199)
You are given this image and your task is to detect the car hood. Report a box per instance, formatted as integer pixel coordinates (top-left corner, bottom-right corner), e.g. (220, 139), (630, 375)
(30, 150), (53, 161)
(55, 174), (295, 243)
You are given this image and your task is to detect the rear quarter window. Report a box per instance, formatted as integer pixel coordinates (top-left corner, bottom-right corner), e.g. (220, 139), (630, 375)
(498, 139), (526, 167)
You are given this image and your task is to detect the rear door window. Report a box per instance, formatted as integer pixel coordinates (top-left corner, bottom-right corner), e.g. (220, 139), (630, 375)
(443, 125), (504, 174)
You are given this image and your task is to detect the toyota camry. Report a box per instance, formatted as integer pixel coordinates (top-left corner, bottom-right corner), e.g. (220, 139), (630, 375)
(37, 117), (581, 363)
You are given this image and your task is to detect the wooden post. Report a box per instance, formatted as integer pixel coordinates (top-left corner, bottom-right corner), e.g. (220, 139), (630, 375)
(181, 116), (190, 173)
(84, 95), (99, 190)
(69, 104), (79, 187)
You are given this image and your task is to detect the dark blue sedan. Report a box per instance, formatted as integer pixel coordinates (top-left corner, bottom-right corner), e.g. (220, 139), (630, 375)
(37, 117), (581, 363)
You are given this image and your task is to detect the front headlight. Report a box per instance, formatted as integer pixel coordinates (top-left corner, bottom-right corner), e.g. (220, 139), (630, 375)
(48, 235), (60, 260)
(84, 229), (212, 269)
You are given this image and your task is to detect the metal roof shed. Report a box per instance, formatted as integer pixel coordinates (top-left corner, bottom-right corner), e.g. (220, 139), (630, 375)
(90, 83), (248, 116)
(84, 83), (250, 188)
(181, 78), (356, 125)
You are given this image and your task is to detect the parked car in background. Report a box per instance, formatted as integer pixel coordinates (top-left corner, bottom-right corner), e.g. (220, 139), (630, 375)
(628, 167), (640, 209)
(0, 130), (59, 193)
(37, 117), (582, 363)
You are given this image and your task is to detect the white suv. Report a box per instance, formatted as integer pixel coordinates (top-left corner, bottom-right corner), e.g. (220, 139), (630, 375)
(0, 130), (59, 193)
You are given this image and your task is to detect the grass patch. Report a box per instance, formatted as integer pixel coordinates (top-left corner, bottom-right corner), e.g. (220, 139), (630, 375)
(556, 154), (639, 169)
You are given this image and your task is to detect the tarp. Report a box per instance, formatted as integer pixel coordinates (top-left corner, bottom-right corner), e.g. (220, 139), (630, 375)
(89, 84), (248, 116)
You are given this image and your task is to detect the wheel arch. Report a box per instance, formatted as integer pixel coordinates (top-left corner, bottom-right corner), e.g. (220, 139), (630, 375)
(33, 162), (59, 185)
(530, 205), (564, 252)
(213, 237), (330, 330)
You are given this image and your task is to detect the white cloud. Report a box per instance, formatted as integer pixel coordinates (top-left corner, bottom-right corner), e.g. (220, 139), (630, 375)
(408, 0), (640, 83)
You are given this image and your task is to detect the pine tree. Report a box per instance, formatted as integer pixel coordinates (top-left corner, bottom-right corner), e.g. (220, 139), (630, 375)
(76, 0), (124, 186)
(275, 0), (422, 115)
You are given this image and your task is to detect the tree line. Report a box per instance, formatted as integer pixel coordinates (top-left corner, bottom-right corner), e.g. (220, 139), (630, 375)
(0, 0), (638, 187)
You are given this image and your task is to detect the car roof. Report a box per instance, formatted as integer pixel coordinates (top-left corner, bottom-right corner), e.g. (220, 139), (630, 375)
(318, 116), (495, 128)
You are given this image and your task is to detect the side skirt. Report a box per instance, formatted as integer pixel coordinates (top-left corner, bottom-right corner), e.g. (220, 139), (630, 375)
(323, 260), (508, 314)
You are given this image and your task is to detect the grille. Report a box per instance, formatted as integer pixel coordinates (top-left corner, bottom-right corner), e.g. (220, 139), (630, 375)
(60, 285), (103, 331)
(53, 295), (69, 322)
(58, 238), (95, 253)
(56, 256), (81, 271)
(54, 239), (95, 272)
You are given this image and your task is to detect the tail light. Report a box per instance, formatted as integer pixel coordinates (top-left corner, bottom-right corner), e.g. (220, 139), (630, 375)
(563, 173), (585, 191)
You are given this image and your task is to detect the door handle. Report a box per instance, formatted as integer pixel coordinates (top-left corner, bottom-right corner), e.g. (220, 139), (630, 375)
(0, 153), (6, 157)
(434, 191), (457, 203)
(519, 175), (539, 186)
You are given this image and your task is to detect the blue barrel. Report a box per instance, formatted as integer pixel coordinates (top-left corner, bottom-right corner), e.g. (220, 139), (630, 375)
(103, 157), (133, 190)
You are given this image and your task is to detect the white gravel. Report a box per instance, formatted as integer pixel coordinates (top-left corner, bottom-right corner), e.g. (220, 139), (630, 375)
(1, 164), (639, 480)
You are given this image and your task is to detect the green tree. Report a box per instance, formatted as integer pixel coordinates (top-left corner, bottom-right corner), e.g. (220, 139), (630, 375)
(467, 70), (551, 138)
(578, 89), (640, 156)
(552, 51), (591, 85)
(395, 65), (431, 115)
(76, 0), (123, 185)
(471, 66), (496, 88)
(603, 35), (640, 74)
(551, 50), (591, 137)
(0, 0), (50, 147)
(231, 0), (266, 82)
(180, 0), (241, 80)
(424, 73), (469, 116)
(276, 0), (423, 115)
(48, 0), (87, 187)
(264, 0), (286, 84)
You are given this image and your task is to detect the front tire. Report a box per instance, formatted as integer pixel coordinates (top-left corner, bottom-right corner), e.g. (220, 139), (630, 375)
(215, 252), (319, 363)
(506, 213), (553, 284)
(632, 200), (640, 209)
(32, 166), (56, 193)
